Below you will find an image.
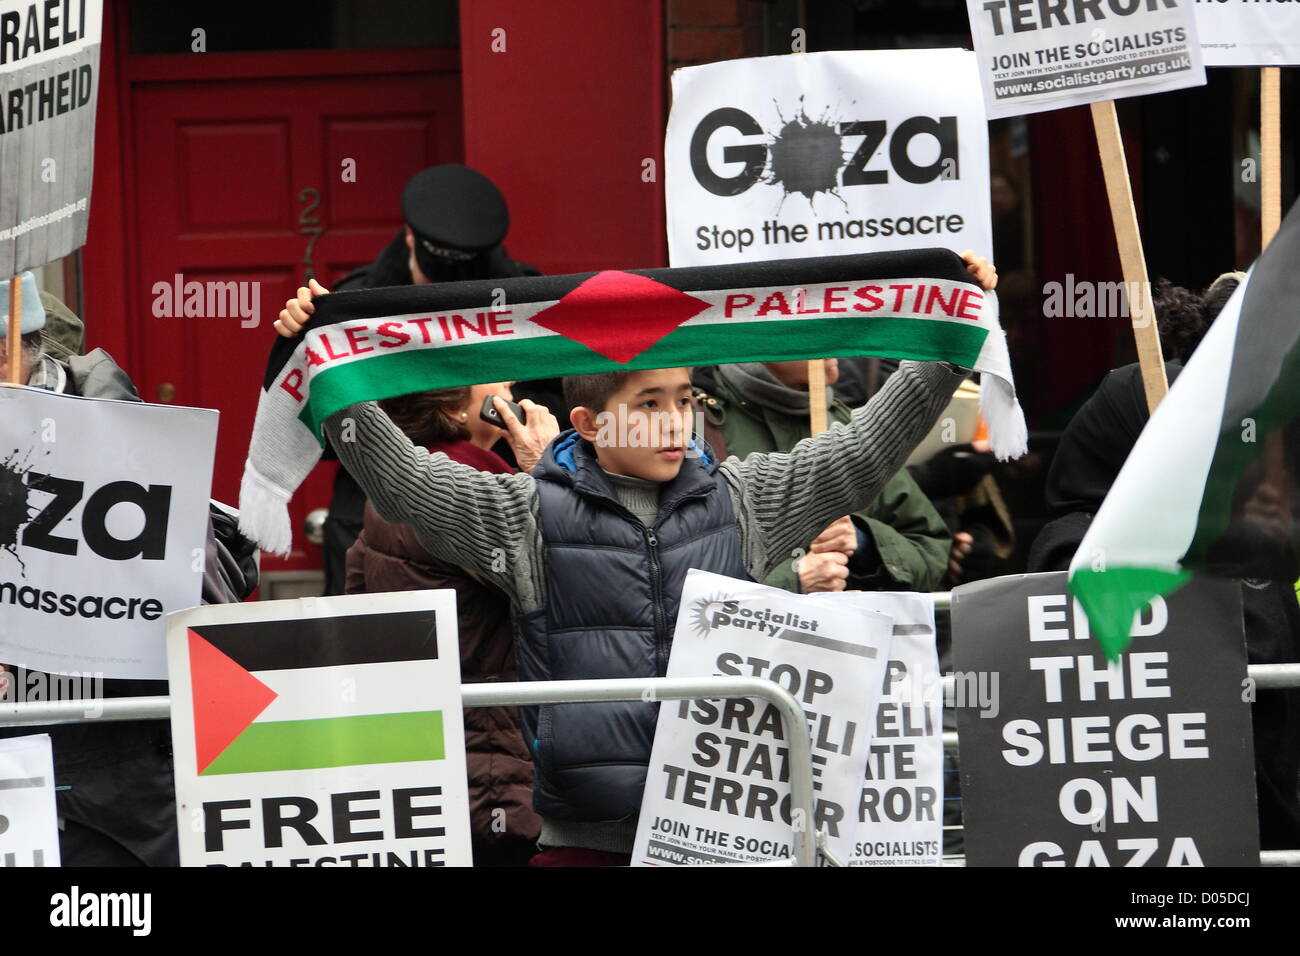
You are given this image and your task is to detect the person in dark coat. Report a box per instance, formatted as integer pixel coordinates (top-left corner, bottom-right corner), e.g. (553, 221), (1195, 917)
(345, 383), (559, 866)
(314, 164), (551, 595)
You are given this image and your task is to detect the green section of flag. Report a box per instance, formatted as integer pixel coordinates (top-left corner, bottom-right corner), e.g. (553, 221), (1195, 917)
(201, 710), (444, 775)
(298, 317), (989, 440)
(1067, 566), (1192, 660)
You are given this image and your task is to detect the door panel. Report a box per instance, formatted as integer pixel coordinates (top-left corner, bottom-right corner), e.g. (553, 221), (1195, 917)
(129, 52), (461, 572)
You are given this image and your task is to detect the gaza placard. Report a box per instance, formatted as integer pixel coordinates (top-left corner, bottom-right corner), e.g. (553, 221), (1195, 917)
(632, 570), (894, 866)
(665, 48), (992, 267)
(965, 0), (1206, 118)
(0, 386), (216, 680)
(952, 571), (1258, 867)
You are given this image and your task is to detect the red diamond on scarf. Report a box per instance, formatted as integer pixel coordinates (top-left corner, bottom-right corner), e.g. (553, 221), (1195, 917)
(530, 271), (712, 364)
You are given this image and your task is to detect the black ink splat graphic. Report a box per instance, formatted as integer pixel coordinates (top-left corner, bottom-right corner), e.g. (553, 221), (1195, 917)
(0, 447), (37, 576)
(766, 98), (851, 212)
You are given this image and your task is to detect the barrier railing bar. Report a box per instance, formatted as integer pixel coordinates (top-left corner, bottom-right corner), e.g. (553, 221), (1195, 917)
(0, 676), (820, 868)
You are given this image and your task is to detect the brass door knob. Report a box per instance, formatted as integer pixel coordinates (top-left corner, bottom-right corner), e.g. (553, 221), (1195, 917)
(156, 382), (175, 403)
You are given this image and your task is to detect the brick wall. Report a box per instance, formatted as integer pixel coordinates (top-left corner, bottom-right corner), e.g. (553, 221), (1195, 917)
(666, 0), (752, 70)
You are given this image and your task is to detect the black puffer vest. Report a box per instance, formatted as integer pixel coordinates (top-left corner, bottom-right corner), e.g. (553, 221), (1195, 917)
(515, 430), (749, 821)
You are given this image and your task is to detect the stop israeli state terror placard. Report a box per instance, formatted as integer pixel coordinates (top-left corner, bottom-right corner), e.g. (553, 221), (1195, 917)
(952, 571), (1259, 867)
(0, 0), (103, 275)
(633, 570), (895, 867)
(0, 386), (216, 681)
(965, 0), (1207, 119)
(665, 48), (992, 268)
(166, 591), (473, 867)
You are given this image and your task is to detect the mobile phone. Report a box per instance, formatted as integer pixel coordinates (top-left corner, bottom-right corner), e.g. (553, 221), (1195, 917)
(480, 393), (526, 428)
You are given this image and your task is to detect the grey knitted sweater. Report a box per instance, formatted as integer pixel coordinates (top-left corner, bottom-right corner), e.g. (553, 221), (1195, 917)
(323, 360), (964, 854)
(323, 360), (966, 615)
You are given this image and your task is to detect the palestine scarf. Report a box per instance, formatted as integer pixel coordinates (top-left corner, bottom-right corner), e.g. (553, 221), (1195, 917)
(1069, 199), (1300, 658)
(239, 247), (1025, 554)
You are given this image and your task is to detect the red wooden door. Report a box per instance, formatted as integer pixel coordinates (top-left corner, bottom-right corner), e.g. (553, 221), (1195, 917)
(127, 49), (461, 574)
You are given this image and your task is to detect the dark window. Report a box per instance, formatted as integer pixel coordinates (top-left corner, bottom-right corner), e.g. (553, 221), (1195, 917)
(129, 0), (459, 54)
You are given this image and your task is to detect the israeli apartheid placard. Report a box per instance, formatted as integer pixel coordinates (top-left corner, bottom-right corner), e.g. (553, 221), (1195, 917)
(0, 386), (216, 680)
(825, 592), (944, 867)
(0, 0), (103, 275)
(952, 571), (1258, 866)
(664, 49), (992, 267)
(0, 733), (59, 867)
(965, 0), (1206, 119)
(166, 591), (473, 867)
(1194, 0), (1300, 66)
(632, 570), (894, 866)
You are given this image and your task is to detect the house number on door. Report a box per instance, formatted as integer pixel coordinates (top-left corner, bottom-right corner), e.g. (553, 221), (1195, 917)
(298, 187), (323, 282)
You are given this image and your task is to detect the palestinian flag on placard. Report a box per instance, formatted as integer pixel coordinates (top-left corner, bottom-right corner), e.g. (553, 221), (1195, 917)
(1069, 200), (1300, 659)
(186, 610), (443, 775)
(238, 248), (1026, 554)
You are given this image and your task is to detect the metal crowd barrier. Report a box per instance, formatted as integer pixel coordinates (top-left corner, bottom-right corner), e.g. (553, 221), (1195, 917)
(4, 590), (1299, 867)
(0, 675), (822, 868)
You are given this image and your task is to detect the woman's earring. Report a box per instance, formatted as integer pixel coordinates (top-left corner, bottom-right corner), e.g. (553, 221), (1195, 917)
(460, 412), (468, 420)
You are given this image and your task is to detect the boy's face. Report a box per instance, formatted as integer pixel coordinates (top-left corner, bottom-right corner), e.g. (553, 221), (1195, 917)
(574, 368), (695, 483)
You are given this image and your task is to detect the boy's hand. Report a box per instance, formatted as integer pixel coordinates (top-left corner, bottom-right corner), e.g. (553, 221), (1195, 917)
(274, 278), (330, 337)
(497, 397), (560, 473)
(809, 515), (857, 557)
(960, 250), (998, 292)
(797, 551), (849, 593)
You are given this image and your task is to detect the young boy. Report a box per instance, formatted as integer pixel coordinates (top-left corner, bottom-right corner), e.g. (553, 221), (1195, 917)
(276, 254), (996, 864)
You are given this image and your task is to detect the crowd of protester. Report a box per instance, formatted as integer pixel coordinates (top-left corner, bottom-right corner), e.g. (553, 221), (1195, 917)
(0, 164), (1295, 866)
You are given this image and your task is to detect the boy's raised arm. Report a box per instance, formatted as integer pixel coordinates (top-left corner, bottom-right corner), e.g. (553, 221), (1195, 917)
(323, 403), (540, 601)
(722, 360), (967, 582)
(277, 281), (542, 604)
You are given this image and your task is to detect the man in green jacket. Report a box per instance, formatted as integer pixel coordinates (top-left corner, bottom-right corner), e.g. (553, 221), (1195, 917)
(693, 358), (951, 594)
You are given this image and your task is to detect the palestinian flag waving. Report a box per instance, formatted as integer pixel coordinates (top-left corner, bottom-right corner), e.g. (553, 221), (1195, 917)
(238, 248), (1024, 554)
(1069, 200), (1300, 658)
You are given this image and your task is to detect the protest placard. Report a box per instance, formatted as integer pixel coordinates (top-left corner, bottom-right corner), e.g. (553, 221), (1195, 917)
(0, 732), (59, 867)
(826, 592), (944, 867)
(665, 49), (992, 269)
(166, 590), (473, 867)
(952, 571), (1259, 866)
(965, 0), (1206, 119)
(1194, 0), (1300, 65)
(632, 570), (894, 866)
(0, 0), (102, 276)
(0, 386), (216, 680)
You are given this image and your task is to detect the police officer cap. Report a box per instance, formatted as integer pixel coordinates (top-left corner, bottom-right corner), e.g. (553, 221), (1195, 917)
(401, 164), (509, 260)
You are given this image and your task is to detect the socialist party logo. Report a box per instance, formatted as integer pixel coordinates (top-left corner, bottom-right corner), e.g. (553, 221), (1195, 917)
(689, 103), (959, 203)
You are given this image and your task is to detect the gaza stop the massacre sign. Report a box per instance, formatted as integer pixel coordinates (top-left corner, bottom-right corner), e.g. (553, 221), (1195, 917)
(665, 48), (992, 268)
(965, 0), (1206, 118)
(952, 571), (1258, 867)
(0, 387), (216, 680)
